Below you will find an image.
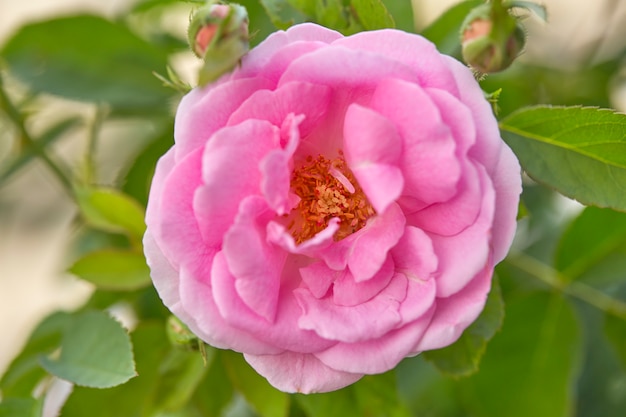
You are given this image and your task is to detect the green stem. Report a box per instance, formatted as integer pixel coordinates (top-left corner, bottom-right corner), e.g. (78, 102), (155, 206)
(507, 252), (626, 321)
(84, 105), (106, 184)
(0, 74), (74, 196)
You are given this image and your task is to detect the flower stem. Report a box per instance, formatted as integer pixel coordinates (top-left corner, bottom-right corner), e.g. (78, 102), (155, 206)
(0, 74), (74, 196)
(506, 252), (626, 321)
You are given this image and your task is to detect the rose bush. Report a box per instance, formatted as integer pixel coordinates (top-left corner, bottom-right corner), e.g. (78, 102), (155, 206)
(144, 23), (521, 393)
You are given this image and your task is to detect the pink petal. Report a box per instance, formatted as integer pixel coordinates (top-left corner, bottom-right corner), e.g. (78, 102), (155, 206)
(233, 23), (342, 80)
(343, 104), (404, 214)
(399, 276), (437, 324)
(442, 55), (504, 173)
(315, 305), (435, 374)
(295, 272), (407, 343)
(260, 114), (303, 215)
(227, 81), (331, 138)
(210, 251), (336, 353)
(143, 230), (180, 311)
(407, 160), (482, 236)
(193, 120), (280, 246)
(266, 217), (340, 256)
(346, 203), (406, 281)
(299, 261), (338, 299)
(369, 78), (461, 206)
(414, 262), (493, 352)
(178, 264), (280, 355)
(174, 78), (273, 161)
(333, 256), (395, 306)
(332, 29), (459, 95)
(222, 197), (286, 322)
(425, 87), (477, 157)
(442, 56), (521, 263)
(391, 226), (438, 281)
(154, 147), (214, 274)
(429, 165), (496, 297)
(279, 45), (420, 91)
(490, 143), (522, 263)
(244, 351), (362, 394)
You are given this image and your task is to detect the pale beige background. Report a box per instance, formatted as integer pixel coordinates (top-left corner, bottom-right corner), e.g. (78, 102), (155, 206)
(1, 0), (625, 378)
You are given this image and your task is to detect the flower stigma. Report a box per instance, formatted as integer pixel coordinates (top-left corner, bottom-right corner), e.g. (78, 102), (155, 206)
(287, 152), (375, 244)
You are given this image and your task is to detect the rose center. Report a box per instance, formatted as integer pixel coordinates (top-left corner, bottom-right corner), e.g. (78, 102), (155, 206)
(287, 152), (375, 244)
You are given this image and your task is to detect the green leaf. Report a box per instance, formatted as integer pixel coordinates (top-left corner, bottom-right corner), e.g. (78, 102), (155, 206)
(259, 0), (309, 29)
(500, 106), (626, 211)
(381, 0), (414, 32)
(0, 312), (71, 397)
(295, 389), (355, 417)
(556, 207), (626, 282)
(151, 348), (211, 413)
(222, 350), (289, 417)
(0, 398), (42, 417)
(40, 311), (136, 388)
(75, 186), (146, 240)
(421, 0), (482, 56)
(69, 249), (151, 291)
(350, 0), (395, 30)
(60, 323), (170, 417)
(297, 371), (409, 417)
(423, 277), (504, 377)
(460, 293), (582, 417)
(605, 314), (626, 371)
(192, 351), (235, 417)
(1, 15), (171, 111)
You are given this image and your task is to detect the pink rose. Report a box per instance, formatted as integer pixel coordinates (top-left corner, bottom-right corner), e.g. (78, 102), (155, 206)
(144, 23), (521, 393)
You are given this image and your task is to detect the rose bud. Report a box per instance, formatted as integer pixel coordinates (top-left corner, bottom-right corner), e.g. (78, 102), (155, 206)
(461, 3), (526, 73)
(187, 1), (249, 85)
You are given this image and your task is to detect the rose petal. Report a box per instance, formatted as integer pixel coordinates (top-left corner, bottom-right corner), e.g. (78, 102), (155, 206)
(223, 196), (286, 322)
(211, 250), (335, 353)
(346, 203), (406, 281)
(295, 272), (406, 343)
(343, 104), (404, 214)
(193, 120), (280, 246)
(333, 256), (395, 306)
(244, 351), (362, 394)
(429, 165), (496, 297)
(279, 45), (420, 91)
(155, 146), (214, 273)
(332, 29), (459, 94)
(178, 265), (280, 355)
(407, 160), (482, 236)
(369, 78), (461, 206)
(227, 81), (331, 137)
(299, 261), (338, 299)
(490, 144), (522, 262)
(315, 304), (435, 374)
(174, 78), (273, 161)
(234, 23), (342, 80)
(391, 226), (438, 281)
(261, 113), (303, 215)
(414, 262), (493, 352)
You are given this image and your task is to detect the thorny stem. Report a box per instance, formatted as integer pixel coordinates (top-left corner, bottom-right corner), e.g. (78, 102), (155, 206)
(0, 73), (74, 196)
(507, 251), (626, 321)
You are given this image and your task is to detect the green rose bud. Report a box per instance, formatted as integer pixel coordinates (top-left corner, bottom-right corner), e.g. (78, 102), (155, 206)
(460, 2), (526, 74)
(187, 1), (249, 86)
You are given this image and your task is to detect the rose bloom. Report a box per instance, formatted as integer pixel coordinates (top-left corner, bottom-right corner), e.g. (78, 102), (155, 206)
(144, 23), (521, 393)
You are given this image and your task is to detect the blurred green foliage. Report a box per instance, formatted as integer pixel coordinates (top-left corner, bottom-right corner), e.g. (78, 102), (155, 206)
(1, 1), (626, 417)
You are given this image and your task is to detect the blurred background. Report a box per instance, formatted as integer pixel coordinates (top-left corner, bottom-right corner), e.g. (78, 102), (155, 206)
(1, 0), (626, 407)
